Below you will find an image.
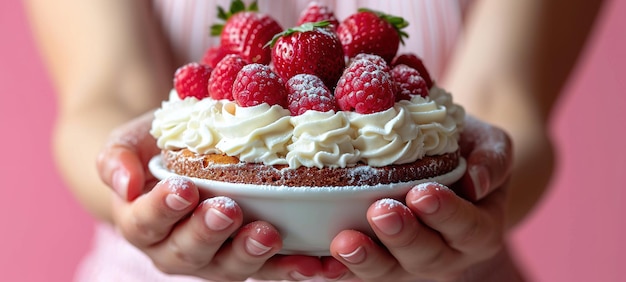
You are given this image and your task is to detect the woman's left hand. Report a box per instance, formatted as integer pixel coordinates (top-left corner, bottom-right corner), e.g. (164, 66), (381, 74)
(323, 116), (518, 281)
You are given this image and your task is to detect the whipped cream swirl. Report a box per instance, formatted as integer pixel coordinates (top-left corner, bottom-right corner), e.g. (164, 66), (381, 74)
(151, 87), (464, 168)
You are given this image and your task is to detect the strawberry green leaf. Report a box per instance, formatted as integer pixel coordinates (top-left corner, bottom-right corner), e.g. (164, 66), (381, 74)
(265, 20), (330, 48)
(358, 8), (409, 44)
(229, 0), (246, 15)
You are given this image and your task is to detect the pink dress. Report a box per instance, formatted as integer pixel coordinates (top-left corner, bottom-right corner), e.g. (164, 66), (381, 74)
(74, 1), (470, 281)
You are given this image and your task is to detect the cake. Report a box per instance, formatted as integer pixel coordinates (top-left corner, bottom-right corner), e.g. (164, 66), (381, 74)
(150, 2), (465, 188)
(148, 2), (466, 255)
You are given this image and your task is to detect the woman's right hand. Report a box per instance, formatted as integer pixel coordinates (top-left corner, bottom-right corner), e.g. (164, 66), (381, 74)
(96, 112), (321, 281)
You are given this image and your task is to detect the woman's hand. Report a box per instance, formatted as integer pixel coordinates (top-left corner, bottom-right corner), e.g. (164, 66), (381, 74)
(324, 116), (520, 281)
(96, 112), (321, 281)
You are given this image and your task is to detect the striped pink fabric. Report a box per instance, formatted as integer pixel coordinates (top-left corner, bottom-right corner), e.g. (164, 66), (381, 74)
(151, 0), (469, 81)
(75, 1), (471, 281)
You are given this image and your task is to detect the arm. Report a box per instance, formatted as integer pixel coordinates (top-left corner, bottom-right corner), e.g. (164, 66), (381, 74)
(325, 1), (605, 281)
(443, 0), (604, 227)
(25, 0), (176, 222)
(27, 2), (322, 279)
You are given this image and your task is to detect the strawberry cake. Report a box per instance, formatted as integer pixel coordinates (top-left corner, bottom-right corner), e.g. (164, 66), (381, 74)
(150, 1), (465, 188)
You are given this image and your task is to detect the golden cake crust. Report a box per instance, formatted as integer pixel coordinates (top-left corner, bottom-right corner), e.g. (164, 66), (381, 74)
(161, 149), (460, 187)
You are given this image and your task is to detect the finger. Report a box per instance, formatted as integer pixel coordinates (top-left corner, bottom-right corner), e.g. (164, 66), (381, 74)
(96, 111), (160, 200)
(367, 199), (461, 279)
(330, 229), (401, 282)
(254, 255), (324, 281)
(200, 221), (283, 281)
(146, 196), (243, 275)
(114, 176), (199, 248)
(458, 116), (513, 201)
(321, 256), (352, 281)
(407, 182), (504, 257)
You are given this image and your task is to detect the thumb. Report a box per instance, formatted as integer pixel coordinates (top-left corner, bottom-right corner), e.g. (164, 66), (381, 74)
(458, 116), (513, 201)
(96, 111), (160, 201)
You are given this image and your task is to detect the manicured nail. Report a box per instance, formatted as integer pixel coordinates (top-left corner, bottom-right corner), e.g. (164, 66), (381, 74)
(204, 208), (234, 231)
(470, 165), (490, 200)
(371, 212), (403, 235)
(290, 271), (315, 280)
(339, 246), (366, 264)
(411, 195), (440, 214)
(245, 237), (272, 256)
(112, 169), (129, 198)
(165, 194), (191, 211)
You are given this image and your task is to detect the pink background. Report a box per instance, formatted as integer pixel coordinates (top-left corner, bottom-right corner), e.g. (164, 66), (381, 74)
(1, 0), (624, 281)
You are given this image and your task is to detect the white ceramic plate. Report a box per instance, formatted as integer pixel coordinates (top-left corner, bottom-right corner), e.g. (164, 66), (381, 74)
(149, 155), (466, 256)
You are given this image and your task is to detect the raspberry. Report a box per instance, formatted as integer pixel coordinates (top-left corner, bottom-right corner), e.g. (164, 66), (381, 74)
(391, 53), (433, 88)
(334, 59), (395, 114)
(173, 63), (213, 100)
(232, 64), (288, 107)
(286, 74), (337, 116)
(350, 53), (390, 72)
(201, 45), (236, 68)
(390, 64), (429, 101)
(208, 54), (248, 101)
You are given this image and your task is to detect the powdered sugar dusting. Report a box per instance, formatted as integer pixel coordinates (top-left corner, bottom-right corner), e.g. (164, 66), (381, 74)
(375, 198), (403, 209)
(165, 175), (192, 190)
(205, 196), (237, 210)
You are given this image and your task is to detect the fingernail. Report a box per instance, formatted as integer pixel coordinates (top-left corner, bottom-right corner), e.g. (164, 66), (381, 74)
(470, 165), (490, 200)
(411, 195), (440, 214)
(112, 169), (129, 198)
(165, 194), (191, 211)
(204, 208), (234, 231)
(290, 271), (315, 280)
(339, 246), (365, 264)
(371, 212), (403, 235)
(245, 237), (272, 256)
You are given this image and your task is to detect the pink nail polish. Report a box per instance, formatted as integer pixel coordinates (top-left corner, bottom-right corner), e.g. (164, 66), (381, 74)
(204, 208), (234, 231)
(165, 194), (191, 211)
(371, 212), (403, 235)
(112, 169), (129, 198)
(290, 271), (315, 280)
(470, 165), (490, 200)
(245, 237), (272, 256)
(339, 246), (366, 264)
(411, 195), (440, 214)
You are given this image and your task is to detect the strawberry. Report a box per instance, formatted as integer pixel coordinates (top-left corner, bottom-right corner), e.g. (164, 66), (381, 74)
(201, 45), (236, 68)
(297, 2), (340, 30)
(391, 53), (433, 88)
(211, 0), (283, 64)
(269, 21), (345, 90)
(390, 64), (429, 101)
(286, 74), (338, 116)
(208, 54), (248, 101)
(232, 64), (287, 107)
(173, 63), (213, 100)
(336, 9), (408, 63)
(334, 57), (395, 114)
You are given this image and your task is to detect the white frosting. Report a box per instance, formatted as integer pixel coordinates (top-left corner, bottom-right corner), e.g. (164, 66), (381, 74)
(150, 87), (465, 168)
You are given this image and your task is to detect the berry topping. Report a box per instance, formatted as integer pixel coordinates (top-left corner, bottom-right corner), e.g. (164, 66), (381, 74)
(337, 9), (409, 63)
(173, 63), (213, 100)
(208, 54), (248, 101)
(391, 53), (433, 88)
(390, 64), (429, 101)
(351, 53), (391, 72)
(211, 0), (283, 64)
(286, 74), (338, 116)
(232, 63), (287, 107)
(201, 45), (236, 68)
(334, 58), (395, 114)
(269, 21), (345, 90)
(297, 2), (340, 29)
